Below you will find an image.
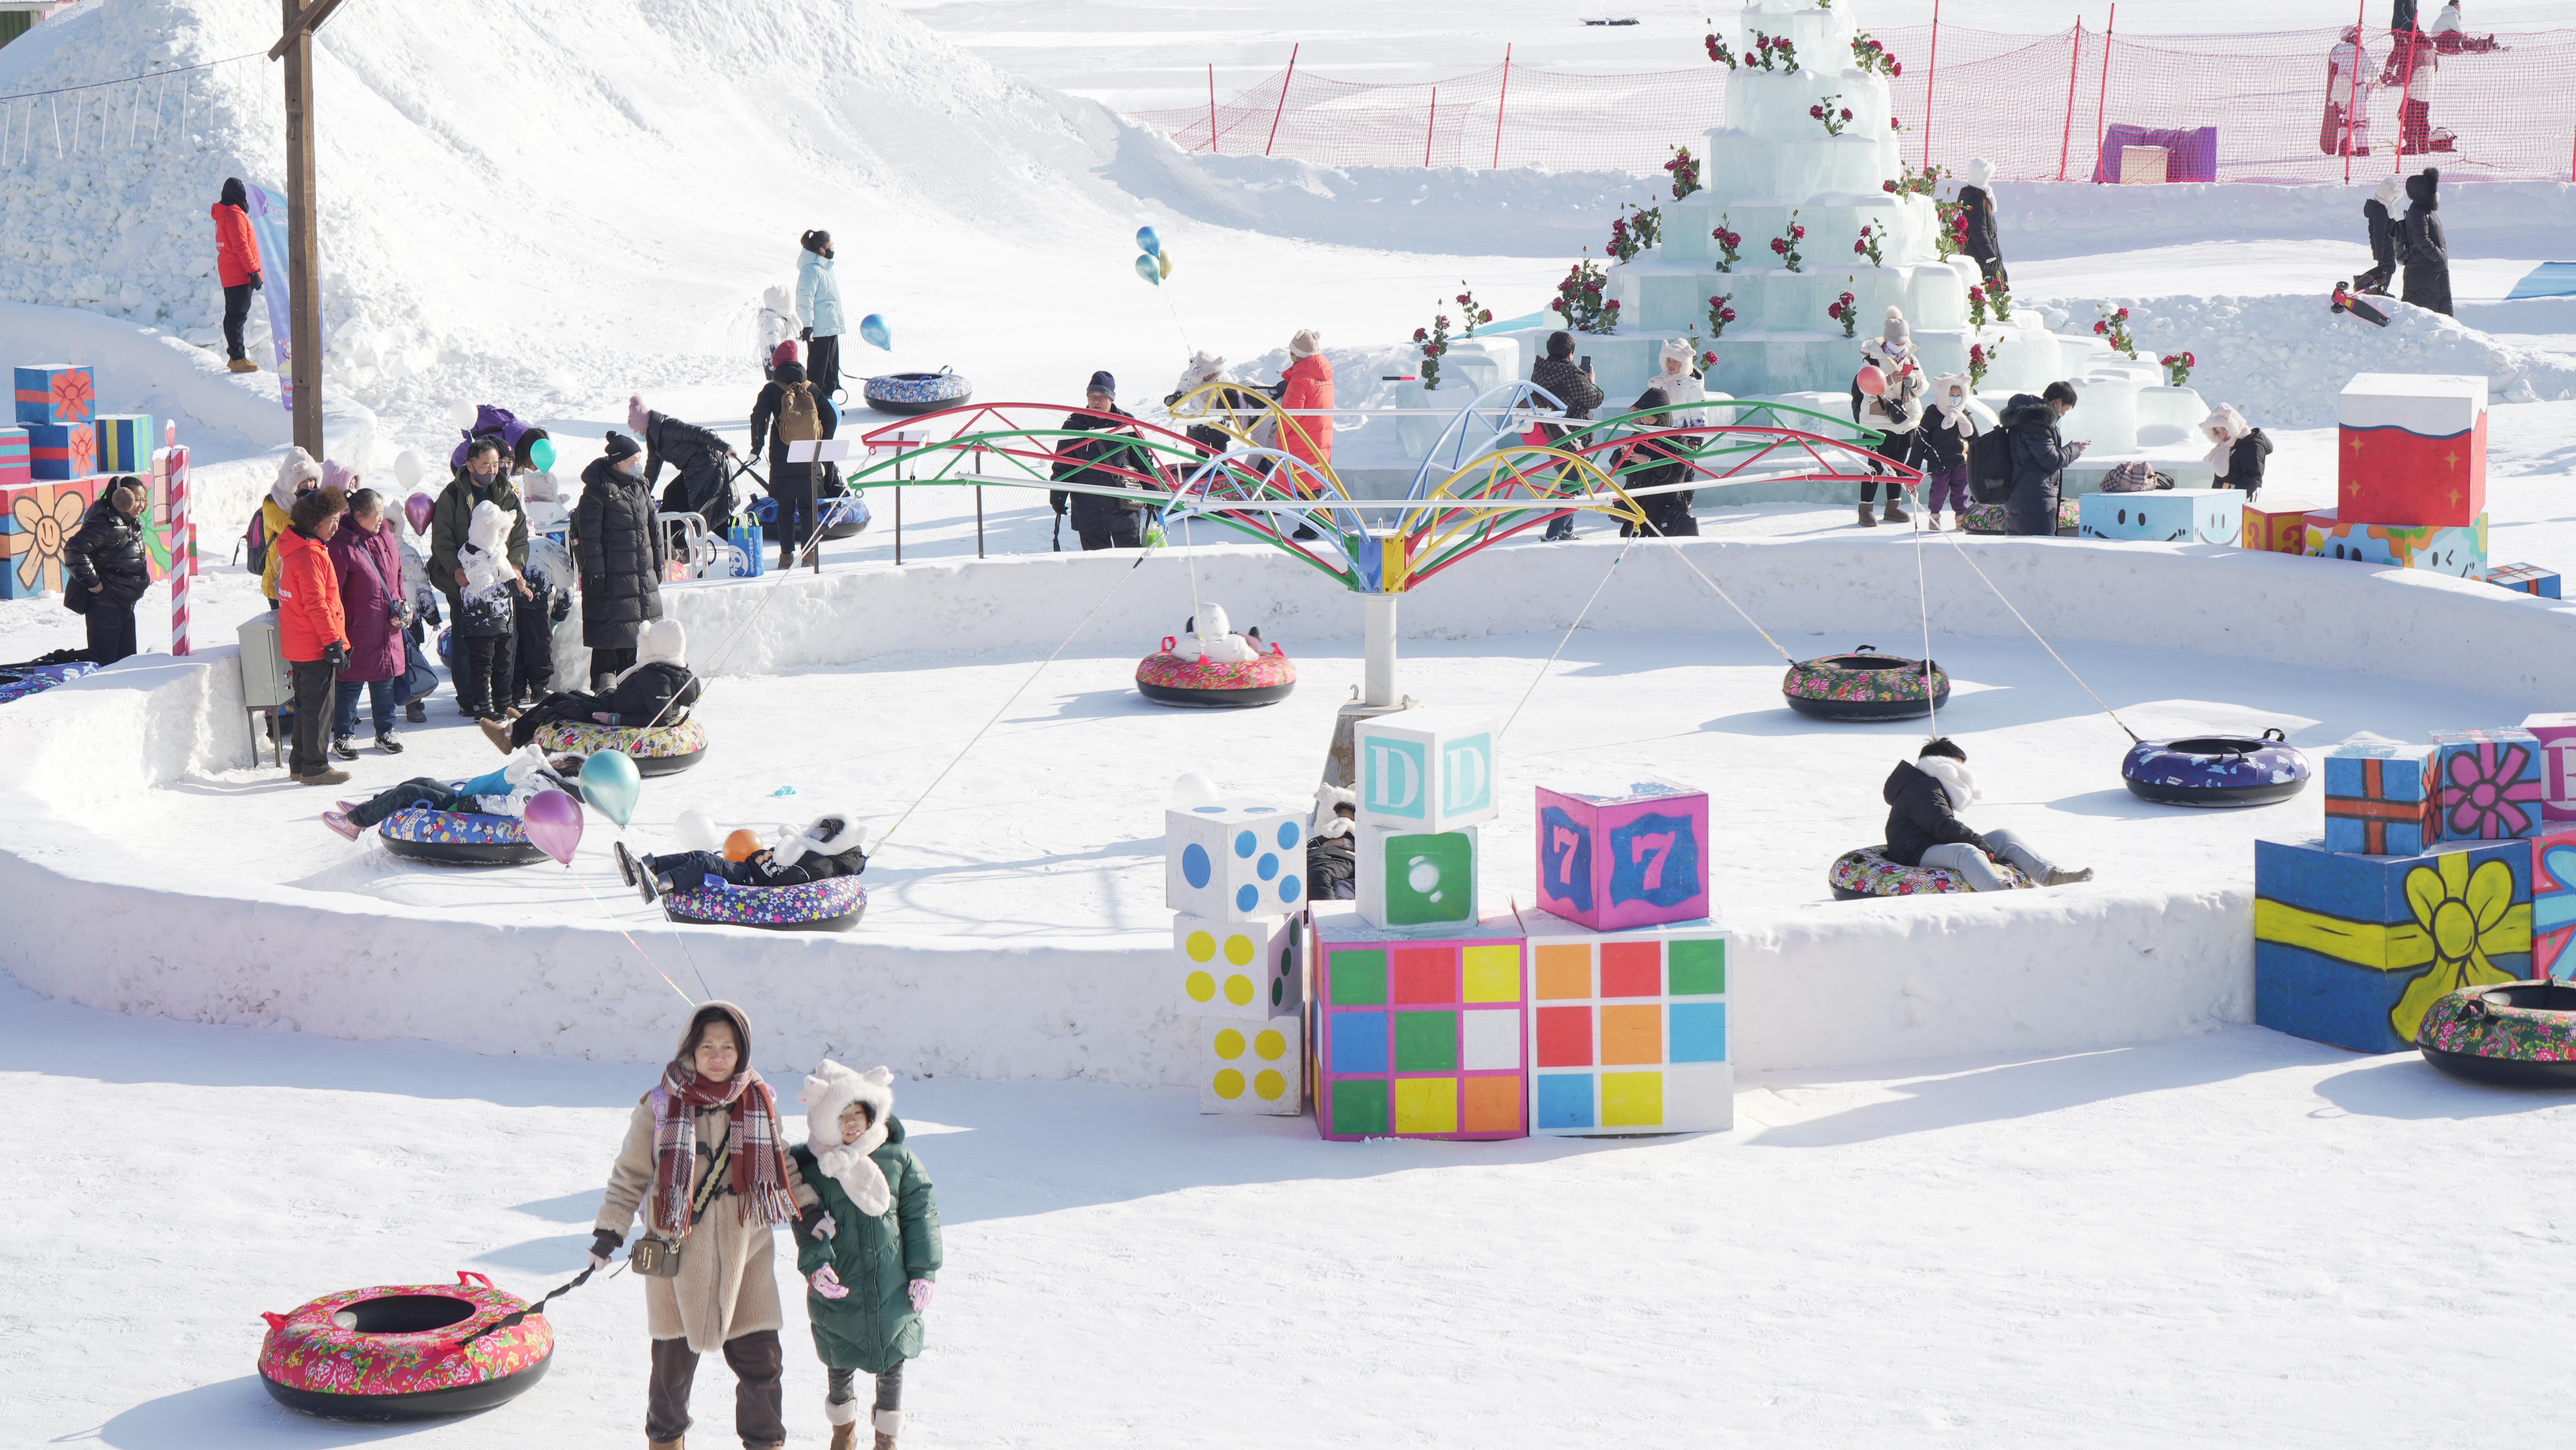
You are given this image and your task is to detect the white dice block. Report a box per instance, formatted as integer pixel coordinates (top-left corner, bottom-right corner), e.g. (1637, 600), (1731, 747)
(1353, 709), (1499, 832)
(1176, 914), (1304, 1020)
(1197, 1014), (1304, 1115)
(1165, 800), (1307, 919)
(1356, 824), (1480, 933)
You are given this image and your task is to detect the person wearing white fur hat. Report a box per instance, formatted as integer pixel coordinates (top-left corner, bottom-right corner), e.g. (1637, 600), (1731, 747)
(1956, 158), (2007, 285)
(1649, 338), (1707, 429)
(1913, 371), (1978, 529)
(1850, 309), (1925, 527)
(1883, 738), (2090, 890)
(788, 1060), (943, 1450)
(489, 616), (702, 752)
(618, 808), (870, 901)
(2200, 403), (2271, 501)
(1307, 782), (1359, 901)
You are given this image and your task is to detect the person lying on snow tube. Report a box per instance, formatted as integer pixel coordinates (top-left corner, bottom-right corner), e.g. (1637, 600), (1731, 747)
(320, 745), (580, 840)
(1305, 785), (1358, 902)
(1882, 738), (2092, 891)
(486, 618), (702, 754)
(615, 810), (868, 903)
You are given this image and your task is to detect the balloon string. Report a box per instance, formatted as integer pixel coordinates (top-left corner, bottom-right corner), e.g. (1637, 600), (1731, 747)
(575, 871), (702, 1006)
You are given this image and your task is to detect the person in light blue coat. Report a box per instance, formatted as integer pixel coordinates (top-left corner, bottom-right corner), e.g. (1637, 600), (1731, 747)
(796, 230), (848, 402)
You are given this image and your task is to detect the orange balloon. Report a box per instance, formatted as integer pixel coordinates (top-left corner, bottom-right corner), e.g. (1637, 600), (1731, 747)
(723, 829), (763, 863)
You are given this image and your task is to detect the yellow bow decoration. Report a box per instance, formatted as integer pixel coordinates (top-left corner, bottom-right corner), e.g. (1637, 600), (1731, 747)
(2390, 853), (2528, 1043)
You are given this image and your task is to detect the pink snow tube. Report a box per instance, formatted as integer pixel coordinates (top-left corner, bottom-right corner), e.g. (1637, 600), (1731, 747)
(259, 1271), (553, 1420)
(1135, 638), (1297, 708)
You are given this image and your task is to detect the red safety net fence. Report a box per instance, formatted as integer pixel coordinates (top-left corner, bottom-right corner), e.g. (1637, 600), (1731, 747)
(1132, 25), (2576, 183)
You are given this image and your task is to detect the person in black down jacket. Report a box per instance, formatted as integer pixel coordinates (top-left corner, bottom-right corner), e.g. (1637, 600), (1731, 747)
(63, 477), (152, 664)
(618, 809), (868, 901)
(1531, 331), (1605, 541)
(1956, 158), (2008, 286)
(2199, 404), (2271, 500)
(1049, 371), (1159, 550)
(748, 358), (838, 569)
(489, 617), (700, 753)
(2396, 167), (2452, 317)
(1616, 387), (1698, 538)
(1883, 738), (2090, 891)
(2001, 382), (2087, 536)
(573, 432), (664, 689)
(628, 394), (737, 533)
(2354, 174), (2404, 295)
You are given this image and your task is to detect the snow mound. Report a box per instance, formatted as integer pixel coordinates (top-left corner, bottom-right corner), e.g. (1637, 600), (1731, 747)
(1999, 179), (2576, 261)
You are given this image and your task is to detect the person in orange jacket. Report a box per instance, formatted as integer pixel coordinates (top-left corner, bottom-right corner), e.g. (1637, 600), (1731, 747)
(212, 178), (264, 374)
(1276, 329), (1333, 540)
(276, 486), (353, 785)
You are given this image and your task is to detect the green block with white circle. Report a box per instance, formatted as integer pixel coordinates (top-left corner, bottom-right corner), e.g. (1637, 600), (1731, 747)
(1357, 825), (1480, 931)
(1353, 710), (1499, 834)
(1174, 913), (1305, 1021)
(1198, 1013), (1304, 1115)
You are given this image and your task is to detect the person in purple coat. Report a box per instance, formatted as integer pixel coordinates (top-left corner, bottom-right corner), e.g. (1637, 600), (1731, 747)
(327, 488), (414, 757)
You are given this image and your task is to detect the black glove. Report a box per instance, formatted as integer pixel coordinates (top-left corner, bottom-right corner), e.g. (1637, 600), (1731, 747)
(323, 641), (347, 671)
(550, 592), (571, 624)
(795, 1206), (829, 1241)
(248, 270), (263, 292)
(799, 326), (812, 342)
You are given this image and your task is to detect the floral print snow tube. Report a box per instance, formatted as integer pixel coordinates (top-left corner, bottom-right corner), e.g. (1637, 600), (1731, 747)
(2416, 981), (2576, 1086)
(663, 874), (868, 931)
(2120, 728), (2308, 808)
(0, 659), (98, 705)
(862, 369), (972, 416)
(532, 716), (708, 776)
(258, 1271), (553, 1420)
(1829, 846), (2032, 900)
(1135, 646), (1298, 708)
(1782, 647), (1949, 721)
(377, 808), (545, 868)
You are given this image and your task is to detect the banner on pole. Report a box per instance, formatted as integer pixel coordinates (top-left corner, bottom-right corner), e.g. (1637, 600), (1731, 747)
(241, 181), (317, 416)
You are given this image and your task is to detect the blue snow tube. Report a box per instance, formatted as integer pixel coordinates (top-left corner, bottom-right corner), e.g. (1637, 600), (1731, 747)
(2120, 728), (2309, 808)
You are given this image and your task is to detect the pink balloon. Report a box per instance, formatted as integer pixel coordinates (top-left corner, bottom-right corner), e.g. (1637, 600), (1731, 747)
(522, 789), (583, 867)
(1856, 365), (1888, 397)
(403, 491), (435, 535)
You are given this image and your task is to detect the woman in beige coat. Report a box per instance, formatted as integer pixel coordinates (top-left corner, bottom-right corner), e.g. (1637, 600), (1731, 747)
(592, 1001), (799, 1450)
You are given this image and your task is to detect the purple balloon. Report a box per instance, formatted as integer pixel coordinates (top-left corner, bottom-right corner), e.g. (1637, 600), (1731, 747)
(403, 491), (435, 536)
(522, 789), (583, 867)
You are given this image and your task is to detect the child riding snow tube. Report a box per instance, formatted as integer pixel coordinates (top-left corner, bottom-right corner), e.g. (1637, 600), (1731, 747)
(1783, 646), (1949, 722)
(2416, 980), (2576, 1086)
(1136, 607), (1296, 708)
(662, 874), (869, 932)
(2119, 729), (2308, 807)
(1828, 845), (2033, 899)
(378, 807), (547, 867)
(260, 1271), (553, 1420)
(532, 715), (708, 776)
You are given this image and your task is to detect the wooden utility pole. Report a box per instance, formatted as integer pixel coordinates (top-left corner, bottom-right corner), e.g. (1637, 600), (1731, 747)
(269, 0), (349, 458)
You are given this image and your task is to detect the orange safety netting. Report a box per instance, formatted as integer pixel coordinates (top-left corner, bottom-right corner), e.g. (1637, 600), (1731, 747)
(1132, 25), (2576, 183)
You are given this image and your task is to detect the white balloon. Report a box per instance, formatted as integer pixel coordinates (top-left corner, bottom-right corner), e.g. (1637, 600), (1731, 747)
(447, 402), (477, 429)
(1167, 771), (1220, 810)
(672, 808), (723, 853)
(392, 449), (424, 488)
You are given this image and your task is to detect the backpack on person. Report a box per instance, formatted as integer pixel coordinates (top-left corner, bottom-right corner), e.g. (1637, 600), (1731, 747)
(241, 507), (270, 574)
(1967, 428), (2015, 504)
(778, 382), (822, 445)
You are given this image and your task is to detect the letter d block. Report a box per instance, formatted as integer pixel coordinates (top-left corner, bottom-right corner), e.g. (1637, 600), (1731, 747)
(1353, 709), (1498, 833)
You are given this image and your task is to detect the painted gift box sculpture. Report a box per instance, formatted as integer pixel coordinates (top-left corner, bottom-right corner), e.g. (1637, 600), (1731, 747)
(0, 426), (27, 488)
(2533, 832), (2576, 983)
(2488, 563), (2560, 598)
(2430, 727), (2543, 842)
(13, 364), (94, 426)
(2322, 743), (2439, 857)
(2255, 837), (2532, 1054)
(2520, 712), (2576, 825)
(2336, 372), (2486, 528)
(0, 475), (101, 599)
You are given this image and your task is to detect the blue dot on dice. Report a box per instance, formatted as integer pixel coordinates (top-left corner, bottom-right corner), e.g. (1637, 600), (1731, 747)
(1257, 853), (1278, 881)
(1182, 844), (1212, 888)
(1280, 874), (1301, 903)
(1236, 883), (1259, 912)
(1276, 821), (1299, 849)
(1234, 829), (1257, 858)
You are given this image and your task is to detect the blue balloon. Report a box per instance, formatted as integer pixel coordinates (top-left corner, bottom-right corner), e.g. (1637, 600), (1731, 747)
(859, 314), (892, 351)
(579, 750), (644, 829)
(1134, 254), (1162, 286)
(1136, 225), (1162, 257)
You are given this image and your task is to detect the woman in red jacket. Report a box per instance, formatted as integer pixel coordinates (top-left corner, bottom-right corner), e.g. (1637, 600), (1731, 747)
(1276, 329), (1333, 540)
(212, 178), (263, 374)
(276, 486), (352, 785)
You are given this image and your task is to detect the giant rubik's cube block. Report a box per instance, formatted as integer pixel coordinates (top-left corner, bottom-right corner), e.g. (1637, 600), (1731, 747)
(2255, 837), (2532, 1053)
(14, 364), (94, 427)
(2430, 727), (2543, 842)
(0, 475), (102, 599)
(2534, 831), (2576, 984)
(2075, 489), (2243, 545)
(1313, 913), (1526, 1140)
(1525, 917), (1731, 1136)
(2520, 713), (2576, 825)
(2323, 743), (2439, 856)
(1352, 710), (1497, 933)
(1165, 799), (1307, 920)
(1533, 778), (1710, 931)
(2338, 373), (2486, 527)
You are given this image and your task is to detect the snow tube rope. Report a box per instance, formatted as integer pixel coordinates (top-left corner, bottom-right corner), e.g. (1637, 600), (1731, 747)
(1782, 646), (1950, 722)
(260, 1271), (554, 1420)
(2119, 728), (2310, 808)
(1135, 637), (1298, 708)
(2416, 980), (2576, 1086)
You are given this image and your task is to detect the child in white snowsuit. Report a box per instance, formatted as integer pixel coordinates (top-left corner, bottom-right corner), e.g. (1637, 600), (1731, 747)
(453, 499), (522, 722)
(789, 1061), (942, 1450)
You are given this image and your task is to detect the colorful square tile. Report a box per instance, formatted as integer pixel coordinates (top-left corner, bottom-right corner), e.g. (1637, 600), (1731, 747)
(1461, 1007), (1521, 1070)
(1393, 1010), (1458, 1072)
(1392, 1077), (1457, 1135)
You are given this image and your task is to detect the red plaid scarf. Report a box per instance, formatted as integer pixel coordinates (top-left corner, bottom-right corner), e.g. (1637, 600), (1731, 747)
(648, 1061), (794, 1233)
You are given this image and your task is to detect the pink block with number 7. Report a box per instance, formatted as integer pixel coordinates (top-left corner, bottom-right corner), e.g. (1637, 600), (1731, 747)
(1532, 779), (1712, 932)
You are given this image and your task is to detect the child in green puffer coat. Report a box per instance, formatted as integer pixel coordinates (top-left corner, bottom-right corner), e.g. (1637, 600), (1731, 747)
(791, 1061), (942, 1450)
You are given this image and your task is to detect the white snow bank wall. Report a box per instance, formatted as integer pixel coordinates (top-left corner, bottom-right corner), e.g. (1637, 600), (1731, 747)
(2000, 180), (2576, 260)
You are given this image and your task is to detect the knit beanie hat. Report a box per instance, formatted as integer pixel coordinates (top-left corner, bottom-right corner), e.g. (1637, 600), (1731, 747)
(626, 395), (650, 435)
(1882, 307), (1911, 351)
(1290, 329), (1321, 357)
(1087, 369), (1116, 397)
(602, 431), (642, 463)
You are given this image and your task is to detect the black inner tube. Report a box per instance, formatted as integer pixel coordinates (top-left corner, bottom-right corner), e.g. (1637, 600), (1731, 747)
(2484, 983), (2576, 1011)
(340, 1295), (477, 1334)
(1820, 656), (1915, 671)
(2162, 736), (2263, 756)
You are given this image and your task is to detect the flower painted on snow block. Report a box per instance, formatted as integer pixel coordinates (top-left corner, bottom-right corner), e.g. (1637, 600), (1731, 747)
(2391, 851), (2529, 1042)
(2446, 741), (2542, 839)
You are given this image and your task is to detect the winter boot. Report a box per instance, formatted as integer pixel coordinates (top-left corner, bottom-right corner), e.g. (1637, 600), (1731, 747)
(648, 1440), (683, 1450)
(874, 1408), (902, 1449)
(1882, 496), (1909, 524)
(330, 733), (358, 761)
(323, 809), (361, 841)
(405, 698), (427, 724)
(375, 729), (404, 754)
(827, 1394), (863, 1450)
(478, 718), (514, 754)
(1856, 503), (1877, 528)
(2041, 865), (2095, 887)
(297, 766), (351, 787)
(226, 357), (259, 374)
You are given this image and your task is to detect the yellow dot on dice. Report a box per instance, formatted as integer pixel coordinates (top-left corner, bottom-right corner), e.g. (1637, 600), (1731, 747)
(1185, 931), (1216, 963)
(1224, 932), (1256, 966)
(1224, 974), (1255, 1006)
(1214, 1029), (1246, 1060)
(1185, 971), (1215, 1003)
(1214, 1069), (1246, 1099)
(1254, 1028), (1287, 1061)
(1254, 1068), (1287, 1100)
